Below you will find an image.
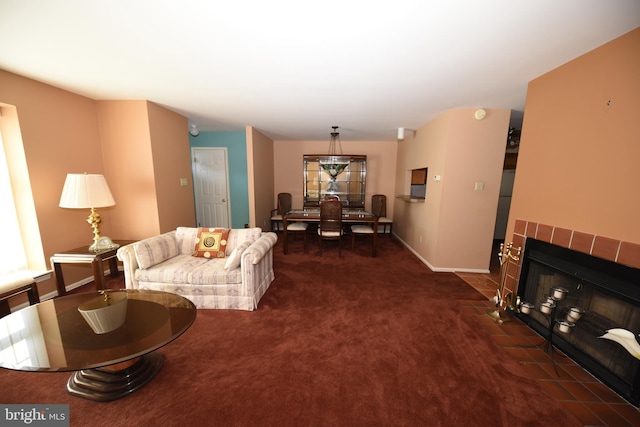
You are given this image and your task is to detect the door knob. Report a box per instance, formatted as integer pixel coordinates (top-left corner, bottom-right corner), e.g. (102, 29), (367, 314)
(222, 199), (226, 202)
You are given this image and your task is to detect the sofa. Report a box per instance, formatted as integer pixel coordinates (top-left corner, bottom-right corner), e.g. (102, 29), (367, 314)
(116, 227), (277, 311)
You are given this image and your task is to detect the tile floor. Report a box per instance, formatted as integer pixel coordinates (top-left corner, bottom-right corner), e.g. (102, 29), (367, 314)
(456, 268), (640, 427)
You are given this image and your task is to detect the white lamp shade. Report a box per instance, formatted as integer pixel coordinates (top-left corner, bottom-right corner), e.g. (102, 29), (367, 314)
(78, 293), (128, 334)
(59, 173), (116, 209)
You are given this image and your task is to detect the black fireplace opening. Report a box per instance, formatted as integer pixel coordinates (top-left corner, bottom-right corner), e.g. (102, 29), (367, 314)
(515, 238), (640, 407)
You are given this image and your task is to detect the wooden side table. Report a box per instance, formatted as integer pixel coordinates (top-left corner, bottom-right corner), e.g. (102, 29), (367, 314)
(50, 240), (135, 296)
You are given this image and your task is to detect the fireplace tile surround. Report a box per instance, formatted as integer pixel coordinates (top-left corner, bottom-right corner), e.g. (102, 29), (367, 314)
(502, 219), (640, 300)
(457, 221), (640, 425)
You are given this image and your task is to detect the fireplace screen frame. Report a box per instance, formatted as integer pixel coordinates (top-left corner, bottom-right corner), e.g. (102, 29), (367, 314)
(515, 238), (640, 407)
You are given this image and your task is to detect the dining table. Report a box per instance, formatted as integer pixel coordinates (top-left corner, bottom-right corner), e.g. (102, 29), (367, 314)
(283, 208), (379, 256)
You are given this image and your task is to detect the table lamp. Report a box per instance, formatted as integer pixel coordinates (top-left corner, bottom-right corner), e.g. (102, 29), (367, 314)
(59, 173), (119, 252)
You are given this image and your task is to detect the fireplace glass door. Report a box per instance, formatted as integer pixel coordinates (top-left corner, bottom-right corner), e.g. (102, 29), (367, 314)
(517, 238), (640, 406)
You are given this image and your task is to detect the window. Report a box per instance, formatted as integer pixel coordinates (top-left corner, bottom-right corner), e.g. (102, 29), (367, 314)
(0, 132), (27, 276)
(0, 104), (47, 280)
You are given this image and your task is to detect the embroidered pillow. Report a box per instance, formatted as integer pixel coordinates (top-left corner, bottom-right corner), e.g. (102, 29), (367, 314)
(223, 241), (252, 271)
(192, 227), (230, 258)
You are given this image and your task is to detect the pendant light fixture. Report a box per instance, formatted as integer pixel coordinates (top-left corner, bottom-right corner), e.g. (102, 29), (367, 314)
(320, 126), (348, 180)
(327, 126), (343, 156)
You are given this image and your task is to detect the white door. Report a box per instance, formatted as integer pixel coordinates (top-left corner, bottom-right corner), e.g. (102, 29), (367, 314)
(192, 147), (231, 228)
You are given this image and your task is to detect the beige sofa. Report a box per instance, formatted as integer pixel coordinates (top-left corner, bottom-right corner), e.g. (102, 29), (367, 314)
(117, 227), (277, 311)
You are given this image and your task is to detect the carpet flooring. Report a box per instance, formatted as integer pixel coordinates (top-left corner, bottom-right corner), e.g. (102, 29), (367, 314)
(0, 236), (582, 426)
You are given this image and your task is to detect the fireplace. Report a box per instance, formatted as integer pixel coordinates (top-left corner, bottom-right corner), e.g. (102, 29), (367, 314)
(515, 238), (640, 406)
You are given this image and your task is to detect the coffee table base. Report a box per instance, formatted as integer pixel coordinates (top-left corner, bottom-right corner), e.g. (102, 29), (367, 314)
(67, 352), (164, 402)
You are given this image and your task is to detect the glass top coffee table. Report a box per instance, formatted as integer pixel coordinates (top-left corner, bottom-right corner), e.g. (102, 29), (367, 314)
(0, 289), (196, 401)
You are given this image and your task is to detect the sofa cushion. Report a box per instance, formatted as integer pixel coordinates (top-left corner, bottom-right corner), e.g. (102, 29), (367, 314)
(224, 240), (252, 271)
(134, 232), (179, 269)
(225, 227), (263, 254)
(176, 227), (199, 254)
(135, 254), (209, 283)
(193, 228), (230, 258)
(188, 260), (242, 285)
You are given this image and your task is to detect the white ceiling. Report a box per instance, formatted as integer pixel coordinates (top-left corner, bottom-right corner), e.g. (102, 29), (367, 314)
(1, 1), (639, 141)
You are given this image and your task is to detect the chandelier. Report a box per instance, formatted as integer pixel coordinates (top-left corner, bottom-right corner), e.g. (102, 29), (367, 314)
(320, 126), (349, 179)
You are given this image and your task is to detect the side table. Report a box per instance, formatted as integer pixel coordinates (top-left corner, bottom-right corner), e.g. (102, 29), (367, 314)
(51, 240), (135, 296)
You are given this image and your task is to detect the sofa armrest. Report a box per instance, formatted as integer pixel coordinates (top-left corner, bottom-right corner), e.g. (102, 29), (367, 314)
(116, 243), (140, 289)
(240, 232), (278, 294)
(242, 232), (278, 264)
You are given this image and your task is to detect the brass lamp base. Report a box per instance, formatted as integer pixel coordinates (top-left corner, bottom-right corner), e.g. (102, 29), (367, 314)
(86, 208), (119, 252)
(88, 236), (120, 252)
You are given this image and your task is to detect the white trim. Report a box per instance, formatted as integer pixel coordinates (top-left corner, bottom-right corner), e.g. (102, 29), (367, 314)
(32, 270), (52, 282)
(393, 235), (490, 273)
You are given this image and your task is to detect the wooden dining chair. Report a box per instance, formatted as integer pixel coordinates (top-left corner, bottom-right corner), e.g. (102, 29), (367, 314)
(372, 194), (392, 236)
(279, 193), (308, 253)
(350, 206), (380, 257)
(271, 192), (292, 232)
(277, 193), (292, 217)
(317, 199), (343, 256)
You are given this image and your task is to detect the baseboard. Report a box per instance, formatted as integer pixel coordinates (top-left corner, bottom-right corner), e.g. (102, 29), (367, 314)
(452, 267), (491, 274)
(393, 235), (490, 273)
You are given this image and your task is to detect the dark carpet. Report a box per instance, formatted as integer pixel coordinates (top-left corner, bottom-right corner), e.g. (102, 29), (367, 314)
(0, 236), (580, 426)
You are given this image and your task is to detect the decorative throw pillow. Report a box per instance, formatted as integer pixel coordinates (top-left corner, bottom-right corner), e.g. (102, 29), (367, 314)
(223, 241), (252, 271)
(192, 227), (230, 258)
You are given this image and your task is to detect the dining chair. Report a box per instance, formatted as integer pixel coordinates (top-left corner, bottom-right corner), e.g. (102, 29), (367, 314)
(270, 192), (291, 232)
(371, 194), (392, 236)
(278, 193), (292, 217)
(317, 199), (343, 256)
(350, 208), (380, 257)
(279, 193), (308, 253)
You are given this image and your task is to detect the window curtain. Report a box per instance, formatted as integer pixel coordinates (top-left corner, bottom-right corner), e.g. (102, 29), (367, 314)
(0, 133), (28, 277)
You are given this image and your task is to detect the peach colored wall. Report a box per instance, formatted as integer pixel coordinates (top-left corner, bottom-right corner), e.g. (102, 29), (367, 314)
(0, 70), (193, 300)
(96, 100), (160, 238)
(0, 70), (106, 294)
(506, 28), (640, 247)
(273, 140), (397, 215)
(395, 108), (510, 271)
(439, 109), (510, 269)
(246, 126), (275, 230)
(98, 101), (194, 239)
(147, 102), (194, 232)
(394, 115), (448, 265)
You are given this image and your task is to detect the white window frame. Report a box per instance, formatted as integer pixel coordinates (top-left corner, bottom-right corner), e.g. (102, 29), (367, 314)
(0, 104), (49, 282)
